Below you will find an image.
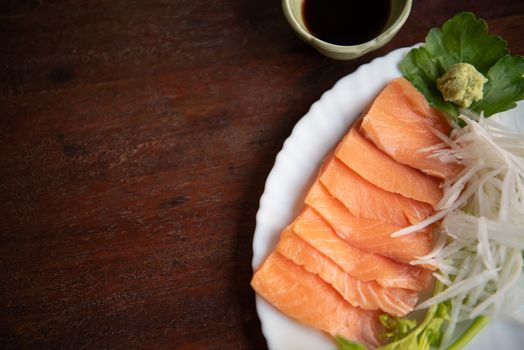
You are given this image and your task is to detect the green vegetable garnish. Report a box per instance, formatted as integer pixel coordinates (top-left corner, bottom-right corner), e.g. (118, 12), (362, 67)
(470, 55), (524, 116)
(377, 301), (450, 350)
(400, 12), (524, 122)
(379, 314), (417, 342)
(447, 316), (491, 350)
(336, 280), (490, 350)
(335, 335), (367, 350)
(376, 281), (450, 350)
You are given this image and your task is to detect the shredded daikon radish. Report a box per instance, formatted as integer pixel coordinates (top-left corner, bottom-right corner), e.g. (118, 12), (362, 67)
(393, 114), (524, 349)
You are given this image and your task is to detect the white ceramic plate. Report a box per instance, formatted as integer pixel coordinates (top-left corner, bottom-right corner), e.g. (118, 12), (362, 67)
(251, 46), (524, 350)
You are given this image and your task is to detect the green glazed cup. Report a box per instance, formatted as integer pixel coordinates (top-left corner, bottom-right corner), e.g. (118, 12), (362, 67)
(282, 0), (412, 60)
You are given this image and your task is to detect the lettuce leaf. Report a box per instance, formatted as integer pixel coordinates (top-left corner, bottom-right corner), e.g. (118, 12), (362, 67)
(335, 336), (367, 350)
(399, 12), (524, 120)
(379, 314), (416, 342)
(377, 300), (451, 350)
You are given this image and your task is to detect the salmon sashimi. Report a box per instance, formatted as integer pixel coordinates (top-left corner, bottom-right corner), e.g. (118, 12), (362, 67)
(335, 126), (443, 208)
(251, 252), (384, 349)
(320, 157), (434, 227)
(277, 227), (419, 316)
(360, 77), (461, 179)
(293, 208), (432, 291)
(305, 181), (432, 264)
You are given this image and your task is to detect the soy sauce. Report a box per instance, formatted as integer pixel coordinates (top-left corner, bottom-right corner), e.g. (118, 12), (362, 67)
(303, 0), (391, 46)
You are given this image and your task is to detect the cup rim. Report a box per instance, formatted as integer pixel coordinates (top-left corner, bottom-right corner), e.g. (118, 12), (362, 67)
(282, 0), (412, 53)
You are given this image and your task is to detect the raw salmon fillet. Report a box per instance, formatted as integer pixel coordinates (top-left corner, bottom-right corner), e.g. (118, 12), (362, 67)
(320, 157), (434, 227)
(305, 181), (432, 264)
(335, 126), (442, 207)
(249, 77), (466, 344)
(277, 227), (418, 316)
(293, 208), (432, 291)
(360, 77), (460, 179)
(251, 252), (384, 349)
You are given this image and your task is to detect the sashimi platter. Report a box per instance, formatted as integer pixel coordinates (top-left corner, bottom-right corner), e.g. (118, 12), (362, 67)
(251, 13), (524, 350)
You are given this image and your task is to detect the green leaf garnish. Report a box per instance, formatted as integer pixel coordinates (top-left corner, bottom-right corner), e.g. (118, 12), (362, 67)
(470, 55), (524, 116)
(399, 46), (458, 117)
(373, 281), (489, 350)
(424, 13), (508, 75)
(400, 12), (524, 120)
(335, 336), (367, 350)
(377, 300), (450, 350)
(379, 314), (417, 342)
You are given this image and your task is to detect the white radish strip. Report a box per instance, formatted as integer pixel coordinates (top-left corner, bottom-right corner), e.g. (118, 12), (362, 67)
(433, 272), (453, 286)
(416, 269), (498, 310)
(465, 259), (492, 308)
(442, 293), (466, 348)
(477, 217), (495, 270)
(406, 114), (524, 330)
(499, 168), (515, 222)
(430, 126), (461, 150)
(393, 180), (480, 237)
(469, 251), (522, 318)
(438, 161), (485, 210)
(417, 142), (449, 154)
(413, 228), (447, 261)
(397, 166), (503, 238)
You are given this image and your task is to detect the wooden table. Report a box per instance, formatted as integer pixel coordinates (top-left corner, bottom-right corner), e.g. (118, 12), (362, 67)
(1, 0), (523, 349)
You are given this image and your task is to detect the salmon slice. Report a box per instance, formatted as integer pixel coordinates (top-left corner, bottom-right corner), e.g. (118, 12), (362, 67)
(293, 208), (432, 291)
(251, 252), (384, 349)
(360, 77), (461, 179)
(277, 227), (418, 317)
(320, 157), (434, 227)
(305, 181), (432, 264)
(335, 126), (442, 208)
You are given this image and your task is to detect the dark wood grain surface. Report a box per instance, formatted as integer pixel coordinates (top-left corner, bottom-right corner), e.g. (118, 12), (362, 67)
(1, 1), (523, 349)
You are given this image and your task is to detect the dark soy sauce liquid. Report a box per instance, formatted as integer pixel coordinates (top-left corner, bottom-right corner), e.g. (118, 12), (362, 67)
(303, 0), (391, 46)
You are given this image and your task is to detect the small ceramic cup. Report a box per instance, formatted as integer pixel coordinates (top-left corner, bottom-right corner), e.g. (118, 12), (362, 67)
(282, 0), (412, 60)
